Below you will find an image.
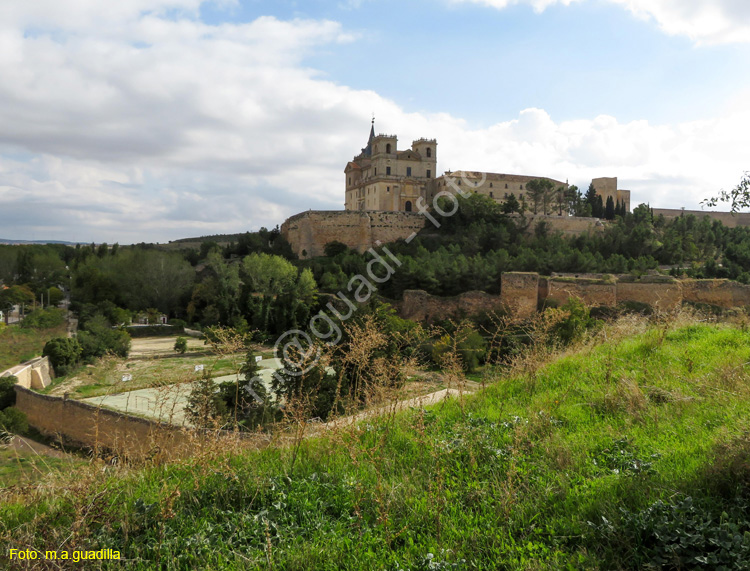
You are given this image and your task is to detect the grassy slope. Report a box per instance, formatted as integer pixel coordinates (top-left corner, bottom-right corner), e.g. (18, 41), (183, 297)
(0, 324), (67, 372)
(4, 321), (750, 569)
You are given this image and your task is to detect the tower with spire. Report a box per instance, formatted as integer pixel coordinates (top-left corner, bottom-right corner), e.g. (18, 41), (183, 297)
(345, 119), (438, 212)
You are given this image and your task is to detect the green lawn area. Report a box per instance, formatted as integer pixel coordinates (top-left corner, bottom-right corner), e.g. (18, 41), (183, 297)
(0, 446), (82, 487)
(4, 319), (750, 569)
(0, 323), (67, 372)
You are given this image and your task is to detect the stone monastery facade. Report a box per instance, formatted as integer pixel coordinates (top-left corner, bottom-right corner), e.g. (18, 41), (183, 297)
(344, 120), (631, 214)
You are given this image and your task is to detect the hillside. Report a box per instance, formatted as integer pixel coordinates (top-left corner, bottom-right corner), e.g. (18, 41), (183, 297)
(4, 314), (750, 569)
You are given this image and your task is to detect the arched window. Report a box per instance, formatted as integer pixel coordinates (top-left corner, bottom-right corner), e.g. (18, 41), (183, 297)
(426, 148), (432, 157)
(386, 143), (392, 153)
(405, 201), (413, 212)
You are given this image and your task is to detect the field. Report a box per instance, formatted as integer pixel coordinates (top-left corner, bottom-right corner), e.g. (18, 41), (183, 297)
(46, 336), (246, 399)
(5, 315), (750, 569)
(0, 323), (67, 372)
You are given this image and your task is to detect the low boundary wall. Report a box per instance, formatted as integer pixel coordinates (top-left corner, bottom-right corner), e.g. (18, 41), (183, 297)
(14, 386), (198, 461)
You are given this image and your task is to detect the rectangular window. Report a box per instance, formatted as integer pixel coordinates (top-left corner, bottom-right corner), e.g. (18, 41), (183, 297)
(387, 186), (390, 192)
(406, 167), (412, 177)
(386, 166), (391, 175)
(374, 168), (377, 176)
(426, 170), (431, 178)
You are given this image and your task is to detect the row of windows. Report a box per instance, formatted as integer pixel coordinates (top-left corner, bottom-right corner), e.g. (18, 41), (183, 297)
(381, 143), (432, 158)
(356, 167), (431, 180)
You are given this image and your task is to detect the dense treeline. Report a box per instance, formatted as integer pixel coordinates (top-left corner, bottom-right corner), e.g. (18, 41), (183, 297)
(3, 202), (750, 336)
(306, 195), (750, 298)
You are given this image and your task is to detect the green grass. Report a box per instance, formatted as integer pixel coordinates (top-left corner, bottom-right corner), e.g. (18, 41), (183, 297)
(4, 320), (750, 569)
(0, 446), (83, 487)
(0, 323), (67, 372)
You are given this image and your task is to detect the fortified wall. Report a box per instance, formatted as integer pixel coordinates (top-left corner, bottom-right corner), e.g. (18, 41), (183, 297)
(281, 211), (605, 259)
(398, 274), (750, 322)
(281, 211), (426, 258)
(0, 356), (52, 390)
(652, 209), (750, 229)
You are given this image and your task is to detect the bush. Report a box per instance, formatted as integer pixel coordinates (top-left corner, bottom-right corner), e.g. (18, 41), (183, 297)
(42, 338), (82, 376)
(0, 375), (18, 409)
(431, 325), (488, 372)
(20, 308), (66, 329)
(551, 298), (601, 345)
(174, 337), (188, 354)
(0, 407), (28, 434)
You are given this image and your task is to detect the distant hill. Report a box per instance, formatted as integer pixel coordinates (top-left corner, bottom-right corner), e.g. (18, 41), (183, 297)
(0, 238), (80, 246)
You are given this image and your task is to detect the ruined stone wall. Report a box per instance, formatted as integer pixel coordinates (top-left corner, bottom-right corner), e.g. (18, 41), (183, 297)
(652, 209), (750, 229)
(400, 290), (503, 323)
(681, 279), (750, 308)
(501, 272), (539, 318)
(281, 211), (426, 258)
(615, 276), (683, 311)
(13, 386), (198, 460)
(546, 277), (617, 307)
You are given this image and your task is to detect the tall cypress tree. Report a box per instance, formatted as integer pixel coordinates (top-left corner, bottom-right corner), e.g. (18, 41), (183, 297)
(594, 195), (604, 218)
(605, 196), (615, 220)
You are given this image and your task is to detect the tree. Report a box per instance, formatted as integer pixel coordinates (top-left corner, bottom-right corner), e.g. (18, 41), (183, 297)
(526, 179), (554, 215)
(0, 285), (34, 322)
(702, 171), (750, 213)
(0, 375), (18, 410)
(605, 196), (615, 220)
(43, 337), (82, 376)
(174, 337), (188, 354)
(501, 193), (522, 214)
(185, 372), (227, 429)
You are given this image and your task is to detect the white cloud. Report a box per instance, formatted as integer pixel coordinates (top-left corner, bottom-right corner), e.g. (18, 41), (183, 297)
(450, 0), (750, 44)
(0, 2), (748, 242)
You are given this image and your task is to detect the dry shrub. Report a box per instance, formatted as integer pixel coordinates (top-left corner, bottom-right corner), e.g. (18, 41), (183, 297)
(593, 376), (647, 419)
(703, 429), (750, 498)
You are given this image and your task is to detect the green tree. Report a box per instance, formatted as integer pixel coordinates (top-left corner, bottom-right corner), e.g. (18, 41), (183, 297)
(42, 337), (82, 376)
(174, 337), (188, 354)
(605, 196), (615, 220)
(526, 179), (554, 215)
(0, 375), (18, 410)
(702, 171), (750, 212)
(185, 372), (227, 429)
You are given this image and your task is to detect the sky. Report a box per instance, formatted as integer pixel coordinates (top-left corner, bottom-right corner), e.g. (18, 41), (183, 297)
(1, 0), (749, 243)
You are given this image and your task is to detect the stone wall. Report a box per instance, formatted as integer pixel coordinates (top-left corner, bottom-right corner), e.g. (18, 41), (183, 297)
(546, 277), (617, 307)
(501, 272), (539, 318)
(396, 273), (750, 324)
(400, 290), (503, 323)
(526, 215), (604, 236)
(1, 357), (51, 390)
(681, 279), (750, 308)
(281, 210), (426, 258)
(652, 209), (750, 229)
(281, 210), (609, 259)
(13, 386), (198, 461)
(616, 276), (683, 311)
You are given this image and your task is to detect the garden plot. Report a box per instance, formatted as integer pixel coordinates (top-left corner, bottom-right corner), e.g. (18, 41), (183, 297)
(81, 357), (283, 426)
